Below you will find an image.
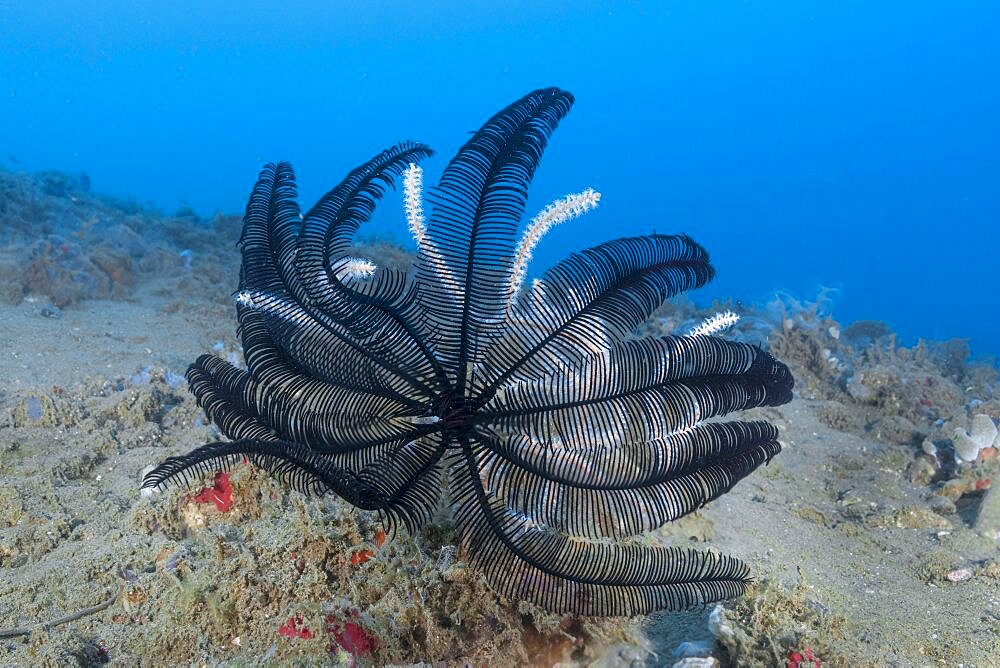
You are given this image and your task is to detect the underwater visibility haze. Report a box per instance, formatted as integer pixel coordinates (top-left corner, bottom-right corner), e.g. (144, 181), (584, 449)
(1, 0), (998, 355)
(2, 2), (1000, 666)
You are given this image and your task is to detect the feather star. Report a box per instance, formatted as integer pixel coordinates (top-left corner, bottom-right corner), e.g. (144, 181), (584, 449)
(142, 87), (794, 616)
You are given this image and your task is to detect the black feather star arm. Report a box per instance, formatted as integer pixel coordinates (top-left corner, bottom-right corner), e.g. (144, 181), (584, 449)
(418, 87), (575, 381)
(141, 439), (430, 532)
(141, 87), (795, 617)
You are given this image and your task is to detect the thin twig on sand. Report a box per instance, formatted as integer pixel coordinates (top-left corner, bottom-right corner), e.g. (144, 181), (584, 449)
(0, 589), (119, 639)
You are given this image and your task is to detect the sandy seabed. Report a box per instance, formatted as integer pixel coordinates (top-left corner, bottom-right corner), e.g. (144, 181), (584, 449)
(1, 169), (998, 666)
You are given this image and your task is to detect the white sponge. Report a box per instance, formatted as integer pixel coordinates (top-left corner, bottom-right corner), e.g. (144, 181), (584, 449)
(953, 413), (998, 462)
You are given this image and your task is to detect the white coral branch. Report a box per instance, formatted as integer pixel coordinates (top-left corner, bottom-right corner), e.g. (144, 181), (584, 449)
(405, 162), (463, 300)
(688, 311), (740, 337)
(508, 188), (601, 306)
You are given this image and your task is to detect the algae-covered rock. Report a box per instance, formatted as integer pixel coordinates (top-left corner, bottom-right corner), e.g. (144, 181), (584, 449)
(816, 400), (864, 433)
(915, 549), (960, 584)
(870, 415), (924, 446)
(9, 391), (80, 428)
(710, 580), (851, 666)
(906, 454), (938, 485)
(877, 505), (953, 530)
(974, 481), (1000, 540)
(130, 461), (648, 665)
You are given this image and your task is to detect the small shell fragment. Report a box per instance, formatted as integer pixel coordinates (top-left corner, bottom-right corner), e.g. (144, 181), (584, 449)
(946, 568), (972, 583)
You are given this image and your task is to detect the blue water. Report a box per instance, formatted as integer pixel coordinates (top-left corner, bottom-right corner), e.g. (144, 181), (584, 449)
(2, 1), (998, 355)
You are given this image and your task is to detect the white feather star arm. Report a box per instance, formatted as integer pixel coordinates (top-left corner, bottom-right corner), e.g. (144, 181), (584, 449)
(331, 256), (377, 282)
(507, 188), (601, 306)
(406, 162), (464, 300)
(404, 163), (426, 246)
(688, 310), (740, 337)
